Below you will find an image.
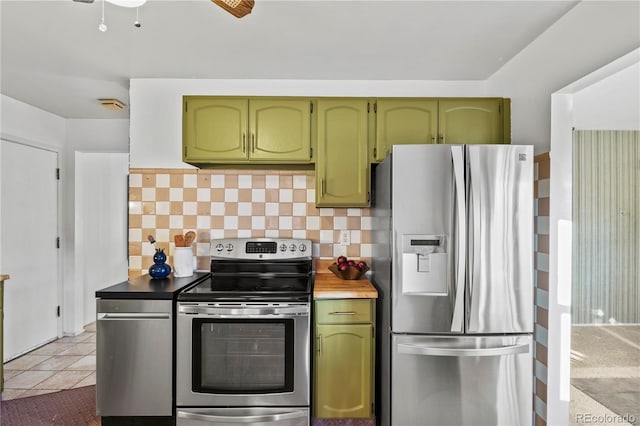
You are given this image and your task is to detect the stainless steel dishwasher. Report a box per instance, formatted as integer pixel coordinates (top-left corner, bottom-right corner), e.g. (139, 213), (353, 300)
(97, 298), (172, 416)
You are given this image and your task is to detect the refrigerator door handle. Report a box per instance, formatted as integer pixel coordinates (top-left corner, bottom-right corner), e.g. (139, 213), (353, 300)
(450, 145), (465, 333)
(397, 342), (530, 357)
(468, 148), (480, 332)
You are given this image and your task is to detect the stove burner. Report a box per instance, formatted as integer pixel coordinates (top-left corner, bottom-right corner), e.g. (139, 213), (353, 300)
(178, 238), (313, 302)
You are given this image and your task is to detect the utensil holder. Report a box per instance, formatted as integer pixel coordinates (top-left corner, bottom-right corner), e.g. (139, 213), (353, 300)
(173, 247), (194, 277)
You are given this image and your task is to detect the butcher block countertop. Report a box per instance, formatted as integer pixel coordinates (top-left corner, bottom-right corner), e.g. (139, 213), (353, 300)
(313, 259), (378, 299)
(0, 275), (9, 281)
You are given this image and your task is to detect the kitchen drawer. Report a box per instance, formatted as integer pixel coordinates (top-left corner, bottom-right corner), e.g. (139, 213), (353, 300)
(315, 299), (373, 324)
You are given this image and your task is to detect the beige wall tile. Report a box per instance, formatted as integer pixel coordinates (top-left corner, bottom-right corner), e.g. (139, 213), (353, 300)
(128, 169), (374, 277)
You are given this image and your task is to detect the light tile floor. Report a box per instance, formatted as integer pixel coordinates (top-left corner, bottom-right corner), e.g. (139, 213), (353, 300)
(1, 322), (96, 401)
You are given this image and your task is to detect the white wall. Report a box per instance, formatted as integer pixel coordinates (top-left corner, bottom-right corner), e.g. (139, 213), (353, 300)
(129, 79), (488, 168)
(572, 62), (640, 129)
(65, 119), (129, 333)
(1, 94), (129, 336)
(1, 94), (67, 336)
(0, 95), (66, 149)
(487, 0), (640, 153)
(547, 49), (640, 426)
(75, 152), (129, 326)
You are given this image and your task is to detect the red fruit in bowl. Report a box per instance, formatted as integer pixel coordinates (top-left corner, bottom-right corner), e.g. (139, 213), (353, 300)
(338, 262), (349, 271)
(348, 260), (356, 266)
(337, 256), (348, 264)
(357, 261), (367, 270)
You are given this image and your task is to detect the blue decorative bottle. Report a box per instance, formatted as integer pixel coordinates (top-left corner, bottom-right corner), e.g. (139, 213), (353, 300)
(149, 248), (171, 279)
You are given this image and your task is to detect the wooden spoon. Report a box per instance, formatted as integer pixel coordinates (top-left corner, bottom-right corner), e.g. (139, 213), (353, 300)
(174, 234), (185, 247)
(184, 231), (196, 247)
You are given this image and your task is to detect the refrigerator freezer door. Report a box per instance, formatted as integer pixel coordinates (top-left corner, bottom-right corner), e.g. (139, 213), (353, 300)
(466, 145), (534, 334)
(390, 145), (457, 333)
(391, 334), (533, 426)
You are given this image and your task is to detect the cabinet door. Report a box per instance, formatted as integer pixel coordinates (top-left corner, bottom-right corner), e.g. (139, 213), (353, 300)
(315, 324), (373, 418)
(249, 99), (312, 162)
(374, 99), (438, 161)
(316, 99), (370, 207)
(438, 98), (503, 144)
(183, 97), (248, 162)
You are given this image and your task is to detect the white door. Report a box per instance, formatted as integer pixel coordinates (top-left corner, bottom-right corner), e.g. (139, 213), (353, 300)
(75, 152), (129, 325)
(1, 140), (59, 360)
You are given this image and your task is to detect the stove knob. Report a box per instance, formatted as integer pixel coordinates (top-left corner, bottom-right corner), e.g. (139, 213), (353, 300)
(226, 243), (234, 252)
(279, 243), (287, 252)
(289, 244), (297, 252)
(215, 243), (224, 252)
(299, 243), (307, 252)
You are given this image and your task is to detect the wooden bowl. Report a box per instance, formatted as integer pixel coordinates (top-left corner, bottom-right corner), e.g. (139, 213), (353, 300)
(328, 262), (369, 280)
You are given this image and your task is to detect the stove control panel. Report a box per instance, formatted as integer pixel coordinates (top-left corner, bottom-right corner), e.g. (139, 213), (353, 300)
(211, 238), (312, 260)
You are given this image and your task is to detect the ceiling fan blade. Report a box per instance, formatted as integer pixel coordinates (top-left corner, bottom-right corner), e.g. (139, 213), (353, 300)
(211, 0), (254, 18)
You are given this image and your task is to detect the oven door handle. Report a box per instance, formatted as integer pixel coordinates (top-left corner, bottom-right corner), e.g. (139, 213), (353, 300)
(177, 409), (308, 423)
(178, 305), (309, 316)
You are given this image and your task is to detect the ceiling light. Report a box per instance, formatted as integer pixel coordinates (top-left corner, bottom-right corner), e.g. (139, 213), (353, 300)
(99, 99), (126, 111)
(106, 0), (146, 7)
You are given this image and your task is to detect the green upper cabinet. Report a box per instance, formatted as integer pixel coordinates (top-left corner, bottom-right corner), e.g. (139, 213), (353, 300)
(374, 99), (438, 162)
(371, 97), (510, 162)
(183, 97), (248, 162)
(438, 98), (504, 145)
(316, 99), (370, 207)
(183, 96), (312, 164)
(249, 98), (312, 161)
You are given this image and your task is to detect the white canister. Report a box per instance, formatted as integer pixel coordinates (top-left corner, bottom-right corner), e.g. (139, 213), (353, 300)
(173, 247), (194, 277)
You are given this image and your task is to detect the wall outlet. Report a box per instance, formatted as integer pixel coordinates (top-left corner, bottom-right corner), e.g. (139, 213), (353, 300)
(339, 230), (351, 246)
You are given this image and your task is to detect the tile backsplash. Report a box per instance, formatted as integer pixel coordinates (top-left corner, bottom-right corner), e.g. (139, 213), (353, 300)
(128, 168), (372, 278)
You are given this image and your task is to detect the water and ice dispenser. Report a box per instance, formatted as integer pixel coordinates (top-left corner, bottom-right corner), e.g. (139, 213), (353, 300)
(401, 234), (448, 295)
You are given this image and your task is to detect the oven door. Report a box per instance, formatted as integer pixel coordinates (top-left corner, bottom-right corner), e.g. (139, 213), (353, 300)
(176, 302), (310, 408)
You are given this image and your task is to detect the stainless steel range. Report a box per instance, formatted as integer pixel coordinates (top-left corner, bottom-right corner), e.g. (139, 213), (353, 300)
(176, 238), (312, 426)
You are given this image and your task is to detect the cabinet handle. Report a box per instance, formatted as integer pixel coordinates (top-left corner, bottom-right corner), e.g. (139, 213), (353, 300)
(432, 135), (437, 144)
(242, 133), (246, 153)
(317, 335), (322, 355)
(441, 134), (446, 144)
(321, 179), (326, 196)
(329, 311), (357, 315)
(252, 134), (256, 153)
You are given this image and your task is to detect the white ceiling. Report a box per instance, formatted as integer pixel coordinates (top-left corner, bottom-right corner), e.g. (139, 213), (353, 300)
(1, 0), (579, 119)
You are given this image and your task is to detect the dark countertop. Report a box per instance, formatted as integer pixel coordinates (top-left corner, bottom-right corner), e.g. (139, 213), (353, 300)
(96, 272), (210, 300)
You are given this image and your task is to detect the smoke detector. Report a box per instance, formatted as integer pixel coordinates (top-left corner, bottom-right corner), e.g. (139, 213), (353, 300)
(99, 98), (126, 111)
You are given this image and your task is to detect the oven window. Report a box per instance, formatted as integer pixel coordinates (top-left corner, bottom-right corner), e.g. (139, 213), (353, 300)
(192, 319), (295, 394)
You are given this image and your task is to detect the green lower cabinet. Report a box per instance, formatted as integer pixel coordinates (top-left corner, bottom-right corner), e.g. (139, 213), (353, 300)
(314, 298), (375, 419)
(314, 324), (373, 418)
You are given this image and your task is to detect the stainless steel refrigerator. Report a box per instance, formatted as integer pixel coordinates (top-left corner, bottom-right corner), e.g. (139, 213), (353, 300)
(372, 144), (534, 426)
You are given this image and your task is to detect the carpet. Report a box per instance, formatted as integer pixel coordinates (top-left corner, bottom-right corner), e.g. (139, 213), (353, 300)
(0, 385), (100, 426)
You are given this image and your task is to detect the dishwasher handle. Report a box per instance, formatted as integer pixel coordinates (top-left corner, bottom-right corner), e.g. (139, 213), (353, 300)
(97, 312), (171, 320)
